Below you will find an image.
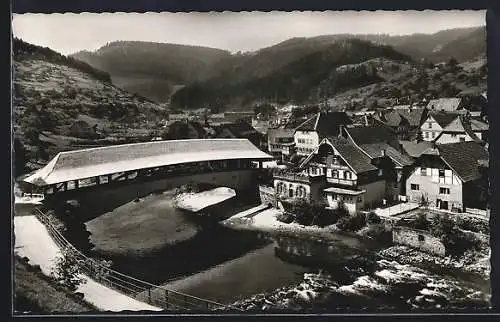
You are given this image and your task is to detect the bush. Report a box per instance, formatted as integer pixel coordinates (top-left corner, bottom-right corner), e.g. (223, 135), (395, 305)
(360, 224), (392, 243)
(444, 229), (482, 257)
(51, 247), (86, 292)
(412, 213), (430, 231)
(337, 212), (366, 232)
(276, 212), (294, 224)
(279, 199), (338, 227)
(366, 212), (381, 225)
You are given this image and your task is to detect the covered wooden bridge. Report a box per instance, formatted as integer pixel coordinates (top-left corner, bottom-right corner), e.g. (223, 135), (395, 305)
(22, 139), (273, 196)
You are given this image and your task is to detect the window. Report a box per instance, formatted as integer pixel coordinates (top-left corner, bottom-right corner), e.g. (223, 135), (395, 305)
(439, 169), (445, 177)
(418, 234), (425, 242)
(421, 168), (427, 176)
(332, 194), (338, 200)
(357, 196), (363, 203)
(344, 171), (350, 179)
(288, 188), (294, 198)
(460, 137), (466, 142)
(425, 132), (429, 138)
(332, 170), (338, 178)
(428, 123), (432, 129)
(451, 134), (457, 138)
(439, 187), (450, 194)
(411, 184), (419, 191)
(431, 132), (435, 138)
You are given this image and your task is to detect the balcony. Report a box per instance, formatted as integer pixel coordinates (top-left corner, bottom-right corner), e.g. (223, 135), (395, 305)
(274, 172), (325, 184)
(326, 177), (356, 186)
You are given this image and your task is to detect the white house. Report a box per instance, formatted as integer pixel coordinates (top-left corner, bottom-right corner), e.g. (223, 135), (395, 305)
(420, 112), (461, 142)
(405, 141), (489, 211)
(294, 111), (351, 156)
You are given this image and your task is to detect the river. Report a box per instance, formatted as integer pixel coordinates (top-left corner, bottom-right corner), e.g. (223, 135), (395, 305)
(82, 194), (490, 311)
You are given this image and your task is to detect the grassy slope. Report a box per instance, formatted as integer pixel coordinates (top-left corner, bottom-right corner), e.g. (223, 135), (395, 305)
(13, 50), (165, 171)
(14, 257), (96, 314)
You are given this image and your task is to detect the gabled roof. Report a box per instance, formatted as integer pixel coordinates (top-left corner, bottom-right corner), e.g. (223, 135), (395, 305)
(301, 137), (377, 174)
(426, 98), (462, 112)
(436, 141), (489, 182)
(359, 143), (414, 167)
(438, 116), (482, 143)
(470, 119), (489, 131)
(168, 120), (207, 138)
(384, 108), (427, 127)
(400, 140), (434, 159)
(267, 128), (295, 143)
(217, 121), (259, 137)
(345, 124), (397, 146)
(428, 112), (461, 128)
(23, 139), (273, 186)
(296, 112), (351, 136)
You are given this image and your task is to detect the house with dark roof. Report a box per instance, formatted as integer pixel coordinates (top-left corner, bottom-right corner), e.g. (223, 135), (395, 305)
(405, 141), (489, 211)
(273, 136), (389, 214)
(420, 112), (461, 142)
(293, 111), (351, 156)
(399, 141), (434, 159)
(382, 107), (428, 140)
(164, 120), (207, 140)
(215, 120), (264, 149)
(426, 98), (465, 113)
(342, 125), (415, 200)
(267, 128), (295, 158)
(435, 115), (483, 145)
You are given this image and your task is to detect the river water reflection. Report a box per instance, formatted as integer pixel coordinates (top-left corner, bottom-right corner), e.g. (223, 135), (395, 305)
(87, 198), (490, 311)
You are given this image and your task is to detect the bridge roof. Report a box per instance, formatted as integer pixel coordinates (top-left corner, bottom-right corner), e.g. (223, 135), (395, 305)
(24, 139), (273, 186)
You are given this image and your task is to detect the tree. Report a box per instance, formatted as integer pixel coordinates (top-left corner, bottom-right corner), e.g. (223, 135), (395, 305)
(416, 130), (423, 143)
(13, 138), (26, 177)
(412, 213), (430, 231)
(51, 247), (87, 292)
(447, 57), (459, 70)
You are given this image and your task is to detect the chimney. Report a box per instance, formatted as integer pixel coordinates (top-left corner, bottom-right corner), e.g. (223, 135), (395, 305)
(381, 149), (386, 157)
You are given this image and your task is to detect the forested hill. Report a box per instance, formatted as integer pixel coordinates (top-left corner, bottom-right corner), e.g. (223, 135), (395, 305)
(13, 39), (164, 174)
(71, 41), (232, 102)
(68, 26), (485, 105)
(169, 39), (413, 110)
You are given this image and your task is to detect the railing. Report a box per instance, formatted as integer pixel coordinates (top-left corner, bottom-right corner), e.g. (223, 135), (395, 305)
(326, 177), (356, 186)
(32, 208), (243, 312)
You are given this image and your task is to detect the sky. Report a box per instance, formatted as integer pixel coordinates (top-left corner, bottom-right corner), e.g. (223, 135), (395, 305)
(12, 10), (486, 56)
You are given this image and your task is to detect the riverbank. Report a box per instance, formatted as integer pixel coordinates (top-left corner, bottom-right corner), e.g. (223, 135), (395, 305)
(377, 245), (491, 280)
(14, 215), (162, 312)
(15, 256), (96, 313)
(221, 208), (379, 247)
(222, 207), (491, 282)
(174, 187), (236, 212)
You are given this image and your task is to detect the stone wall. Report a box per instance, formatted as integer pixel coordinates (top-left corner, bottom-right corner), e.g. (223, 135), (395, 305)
(392, 226), (446, 256)
(259, 185), (277, 207)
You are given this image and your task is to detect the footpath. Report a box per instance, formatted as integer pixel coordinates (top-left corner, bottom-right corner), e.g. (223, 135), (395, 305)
(14, 215), (162, 312)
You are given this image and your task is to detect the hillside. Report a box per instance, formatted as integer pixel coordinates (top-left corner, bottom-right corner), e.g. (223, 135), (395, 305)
(71, 41), (231, 102)
(69, 26), (485, 105)
(326, 55), (487, 111)
(13, 39), (165, 174)
(169, 39), (413, 110)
